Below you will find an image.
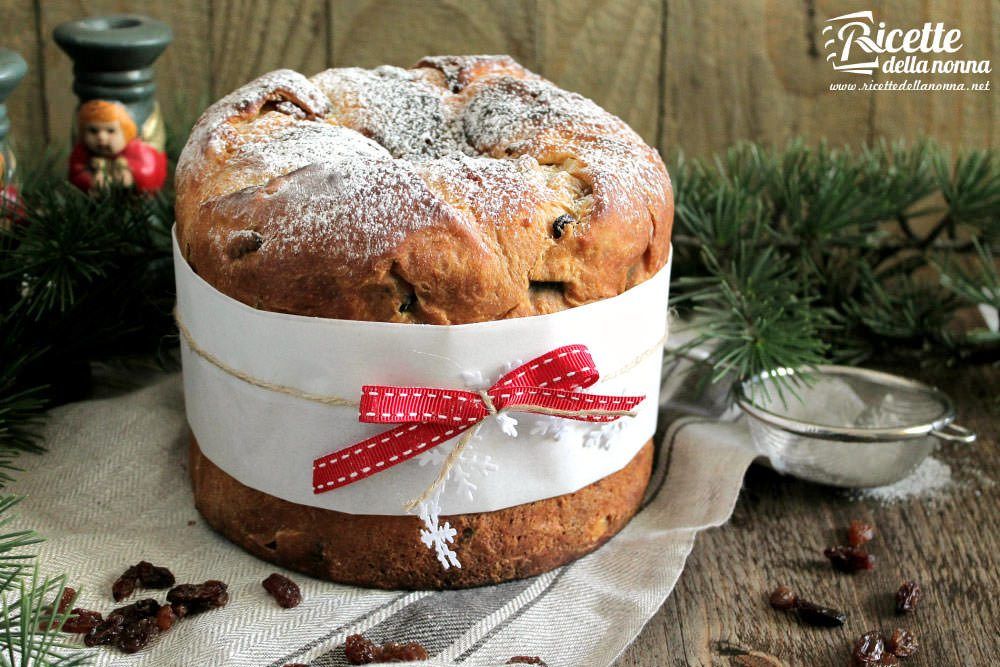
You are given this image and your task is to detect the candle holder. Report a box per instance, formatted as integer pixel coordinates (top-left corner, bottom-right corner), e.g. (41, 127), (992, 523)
(54, 14), (172, 193)
(0, 49), (27, 222)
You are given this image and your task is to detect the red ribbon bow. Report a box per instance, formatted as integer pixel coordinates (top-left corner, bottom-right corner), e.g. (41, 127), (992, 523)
(312, 344), (645, 494)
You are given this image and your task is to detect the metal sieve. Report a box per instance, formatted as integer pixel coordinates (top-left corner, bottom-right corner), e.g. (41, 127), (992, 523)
(736, 365), (976, 488)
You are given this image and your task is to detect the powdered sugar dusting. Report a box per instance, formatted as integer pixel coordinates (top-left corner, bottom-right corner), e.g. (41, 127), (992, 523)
(853, 456), (953, 504)
(178, 69), (331, 182)
(183, 57), (670, 268)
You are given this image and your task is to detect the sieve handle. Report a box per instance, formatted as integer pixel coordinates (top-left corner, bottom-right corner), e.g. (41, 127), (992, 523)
(932, 423), (976, 443)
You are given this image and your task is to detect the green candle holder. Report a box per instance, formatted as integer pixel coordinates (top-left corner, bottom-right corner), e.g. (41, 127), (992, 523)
(0, 48), (28, 189)
(53, 14), (173, 151)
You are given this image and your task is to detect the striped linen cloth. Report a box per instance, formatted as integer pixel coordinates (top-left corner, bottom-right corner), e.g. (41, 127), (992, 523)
(9, 372), (754, 666)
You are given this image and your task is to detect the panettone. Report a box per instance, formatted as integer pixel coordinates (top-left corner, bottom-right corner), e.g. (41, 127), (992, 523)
(176, 55), (673, 589)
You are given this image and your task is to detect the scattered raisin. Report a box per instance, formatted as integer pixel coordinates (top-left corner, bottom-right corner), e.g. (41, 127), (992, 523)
(343, 634), (428, 664)
(848, 520), (876, 547)
(795, 599), (847, 627)
(852, 630), (885, 664)
(40, 587), (78, 630)
(768, 585), (798, 611)
(62, 608), (103, 634)
(84, 614), (125, 647)
(111, 575), (136, 602)
(378, 641), (429, 661)
(166, 580), (229, 614)
(155, 604), (177, 632)
(112, 561), (175, 600)
(894, 580), (921, 614)
(109, 598), (161, 623)
(56, 587), (77, 615)
(506, 658), (547, 665)
(117, 616), (159, 654)
(345, 634), (377, 664)
(886, 628), (918, 657)
(551, 214), (574, 239)
(824, 545), (875, 573)
(263, 573), (302, 609)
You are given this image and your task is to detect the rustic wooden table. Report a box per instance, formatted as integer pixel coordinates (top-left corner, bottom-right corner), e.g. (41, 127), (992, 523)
(614, 365), (999, 667)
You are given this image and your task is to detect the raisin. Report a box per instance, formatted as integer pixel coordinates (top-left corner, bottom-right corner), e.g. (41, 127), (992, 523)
(507, 658), (547, 665)
(112, 561), (175, 601)
(768, 585), (798, 611)
(886, 628), (918, 657)
(109, 598), (161, 623)
(795, 599), (846, 627)
(155, 604), (177, 632)
(852, 630), (885, 664)
(166, 580), (229, 614)
(40, 587), (78, 630)
(551, 214), (574, 239)
(135, 561), (175, 588)
(112, 574), (136, 602)
(117, 616), (159, 654)
(345, 634), (377, 664)
(343, 634), (428, 664)
(85, 614), (125, 647)
(848, 520), (876, 547)
(62, 608), (103, 634)
(824, 545), (875, 573)
(894, 580), (921, 614)
(378, 641), (428, 661)
(56, 587), (77, 615)
(263, 573), (302, 609)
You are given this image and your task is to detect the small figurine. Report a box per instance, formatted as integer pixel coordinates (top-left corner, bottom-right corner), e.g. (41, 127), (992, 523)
(68, 100), (167, 193)
(53, 14), (172, 194)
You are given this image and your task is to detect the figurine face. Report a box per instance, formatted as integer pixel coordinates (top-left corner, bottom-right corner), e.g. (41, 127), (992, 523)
(83, 120), (127, 157)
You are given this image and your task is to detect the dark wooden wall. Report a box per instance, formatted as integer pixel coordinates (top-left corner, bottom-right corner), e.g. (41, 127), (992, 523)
(1, 0), (996, 157)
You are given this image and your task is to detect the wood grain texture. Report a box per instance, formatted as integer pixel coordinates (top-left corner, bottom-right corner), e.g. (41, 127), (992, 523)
(330, 0), (537, 70)
(659, 0), (882, 158)
(615, 364), (1000, 667)
(536, 0), (663, 146)
(0, 0), (46, 149)
(35, 0), (212, 146)
(872, 0), (997, 151)
(209, 0), (329, 97)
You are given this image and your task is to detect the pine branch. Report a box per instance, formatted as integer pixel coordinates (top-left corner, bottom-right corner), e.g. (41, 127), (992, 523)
(669, 139), (1000, 378)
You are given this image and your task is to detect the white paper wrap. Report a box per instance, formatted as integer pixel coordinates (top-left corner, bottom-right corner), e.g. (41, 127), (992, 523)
(175, 233), (671, 515)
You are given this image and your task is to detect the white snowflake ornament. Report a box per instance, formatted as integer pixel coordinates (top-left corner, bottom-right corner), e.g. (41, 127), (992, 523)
(496, 413), (519, 437)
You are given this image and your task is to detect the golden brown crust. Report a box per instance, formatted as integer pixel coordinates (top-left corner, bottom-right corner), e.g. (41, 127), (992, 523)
(175, 56), (673, 324)
(190, 436), (653, 589)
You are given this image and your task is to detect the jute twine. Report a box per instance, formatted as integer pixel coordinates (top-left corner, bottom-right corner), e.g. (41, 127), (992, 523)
(175, 311), (667, 511)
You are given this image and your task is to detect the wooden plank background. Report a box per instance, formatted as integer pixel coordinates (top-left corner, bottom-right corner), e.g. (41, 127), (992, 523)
(0, 0), (995, 156)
